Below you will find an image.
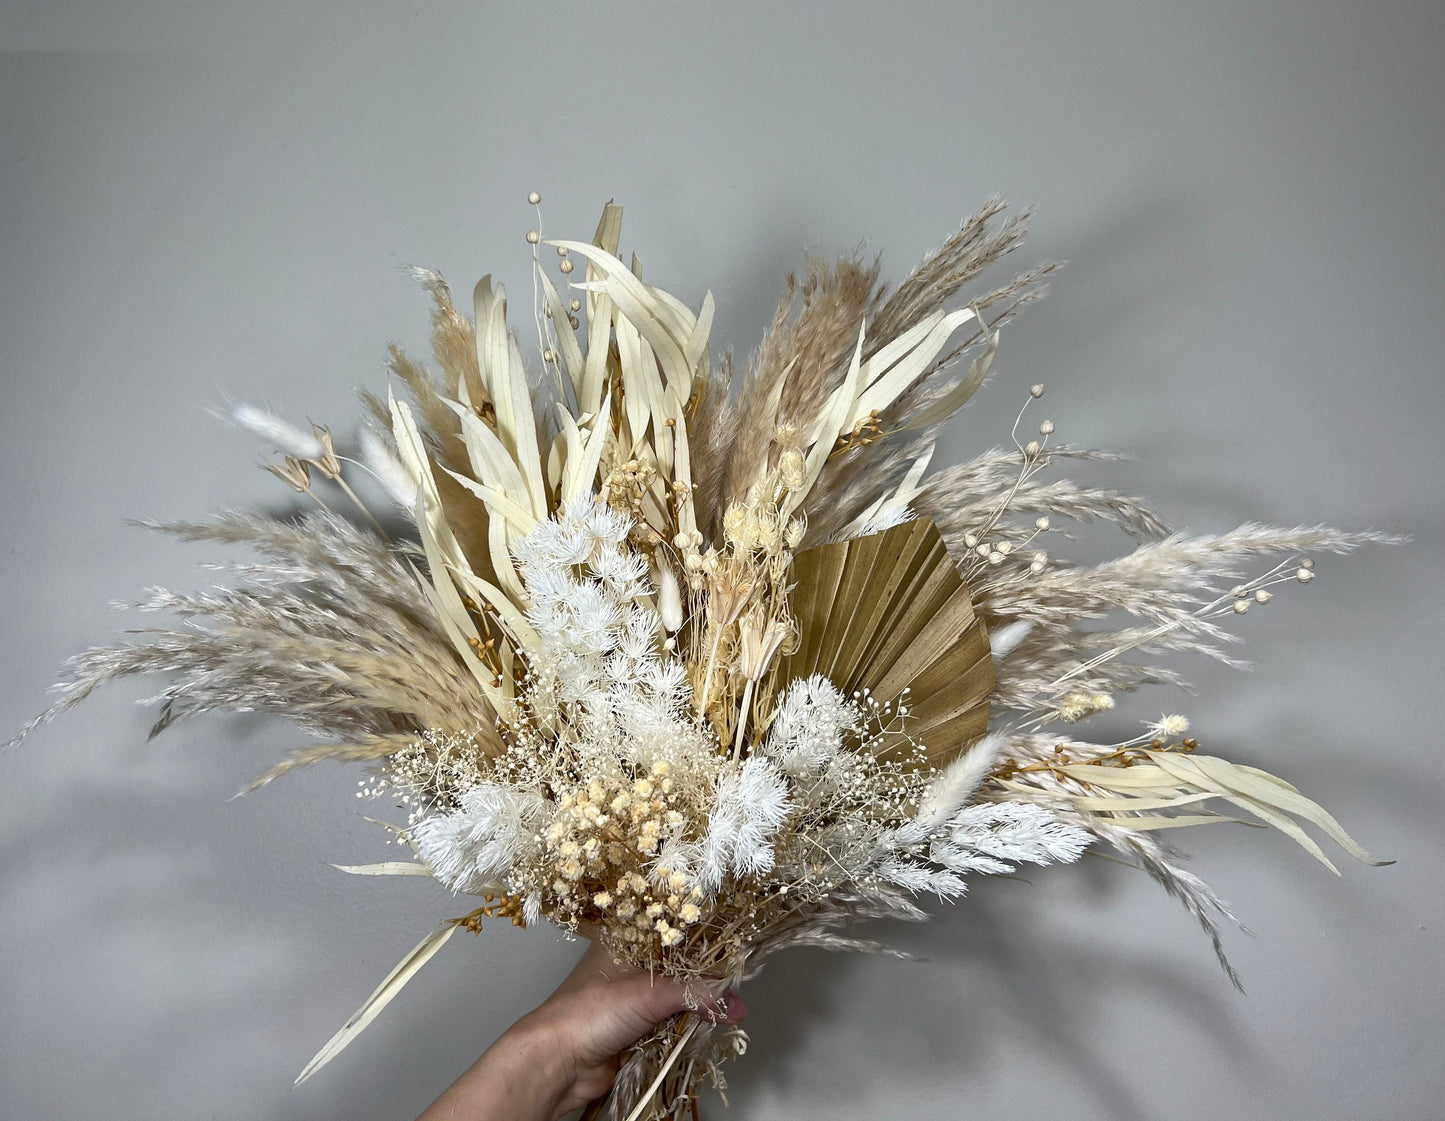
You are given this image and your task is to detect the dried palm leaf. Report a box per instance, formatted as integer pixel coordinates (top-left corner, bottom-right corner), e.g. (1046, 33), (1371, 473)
(783, 518), (993, 763)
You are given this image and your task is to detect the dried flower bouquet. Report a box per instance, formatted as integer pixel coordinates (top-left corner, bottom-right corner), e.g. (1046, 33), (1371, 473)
(12, 197), (1394, 1120)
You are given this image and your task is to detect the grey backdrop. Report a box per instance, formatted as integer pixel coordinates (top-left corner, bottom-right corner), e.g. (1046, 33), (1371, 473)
(2, 4), (1442, 1120)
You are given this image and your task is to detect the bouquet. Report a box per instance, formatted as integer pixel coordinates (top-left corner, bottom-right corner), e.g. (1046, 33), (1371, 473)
(11, 197), (1393, 1119)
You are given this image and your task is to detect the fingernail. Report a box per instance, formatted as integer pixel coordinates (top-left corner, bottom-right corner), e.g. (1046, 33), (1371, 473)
(721, 992), (747, 1023)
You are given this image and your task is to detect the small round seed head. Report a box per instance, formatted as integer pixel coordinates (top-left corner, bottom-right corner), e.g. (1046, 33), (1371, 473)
(527, 190), (542, 205)
(526, 229), (540, 244)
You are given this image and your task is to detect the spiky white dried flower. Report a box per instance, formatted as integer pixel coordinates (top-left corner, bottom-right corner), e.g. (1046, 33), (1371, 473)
(698, 757), (793, 892)
(412, 783), (551, 894)
(933, 801), (1091, 875)
(762, 675), (861, 778)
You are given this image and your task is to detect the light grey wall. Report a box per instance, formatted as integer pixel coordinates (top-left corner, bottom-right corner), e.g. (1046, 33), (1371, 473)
(2, 4), (1441, 1119)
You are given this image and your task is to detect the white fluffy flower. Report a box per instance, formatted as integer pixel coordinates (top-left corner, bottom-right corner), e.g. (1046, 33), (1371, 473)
(932, 802), (1091, 875)
(230, 402), (325, 459)
(412, 784), (551, 893)
(511, 497), (707, 777)
(698, 757), (793, 891)
(590, 547), (650, 598)
(358, 427), (416, 510)
(912, 731), (1008, 832)
(762, 675), (861, 777)
(877, 857), (967, 900)
(987, 619), (1033, 660)
(577, 497), (631, 545)
(1147, 713), (1191, 739)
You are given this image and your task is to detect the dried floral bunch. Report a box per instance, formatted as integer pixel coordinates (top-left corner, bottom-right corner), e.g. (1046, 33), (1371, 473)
(12, 197), (1395, 1120)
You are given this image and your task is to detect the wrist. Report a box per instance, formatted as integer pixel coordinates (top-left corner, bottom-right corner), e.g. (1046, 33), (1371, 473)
(478, 1011), (576, 1121)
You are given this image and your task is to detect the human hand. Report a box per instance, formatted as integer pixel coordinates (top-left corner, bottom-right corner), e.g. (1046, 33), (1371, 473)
(416, 942), (746, 1121)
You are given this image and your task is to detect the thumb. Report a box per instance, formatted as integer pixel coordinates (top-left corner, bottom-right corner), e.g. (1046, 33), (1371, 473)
(612, 971), (693, 1032)
(568, 971), (691, 1063)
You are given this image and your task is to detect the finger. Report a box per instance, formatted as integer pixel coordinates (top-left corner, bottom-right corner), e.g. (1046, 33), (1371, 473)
(617, 972), (691, 1027)
(565, 972), (692, 1063)
(553, 941), (642, 998)
(692, 987), (747, 1024)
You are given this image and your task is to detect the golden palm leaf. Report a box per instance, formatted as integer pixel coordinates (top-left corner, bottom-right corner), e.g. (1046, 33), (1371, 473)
(783, 518), (993, 764)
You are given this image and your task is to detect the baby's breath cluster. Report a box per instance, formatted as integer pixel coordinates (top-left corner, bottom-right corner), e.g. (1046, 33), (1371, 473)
(372, 729), (492, 825)
(534, 763), (705, 950)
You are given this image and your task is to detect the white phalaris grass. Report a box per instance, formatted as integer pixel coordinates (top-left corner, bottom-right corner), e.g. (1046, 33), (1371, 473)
(229, 402), (325, 460)
(358, 425), (416, 509)
(913, 730), (1009, 832)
